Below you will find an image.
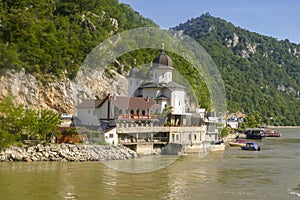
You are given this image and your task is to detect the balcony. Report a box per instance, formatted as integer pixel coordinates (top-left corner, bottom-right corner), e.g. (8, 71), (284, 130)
(117, 114), (158, 120)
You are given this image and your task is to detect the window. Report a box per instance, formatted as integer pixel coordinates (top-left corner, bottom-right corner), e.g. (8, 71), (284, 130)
(130, 109), (134, 118)
(176, 134), (179, 141)
(194, 134), (197, 141)
(142, 110), (146, 116)
(109, 134), (114, 138)
(119, 109), (122, 114)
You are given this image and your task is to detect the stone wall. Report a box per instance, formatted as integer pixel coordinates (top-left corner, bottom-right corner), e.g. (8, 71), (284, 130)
(0, 144), (137, 162)
(161, 143), (183, 155)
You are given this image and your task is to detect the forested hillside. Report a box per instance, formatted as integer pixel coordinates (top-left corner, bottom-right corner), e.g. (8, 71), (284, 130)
(1, 2), (299, 126)
(0, 0), (156, 80)
(0, 0), (211, 113)
(172, 13), (300, 126)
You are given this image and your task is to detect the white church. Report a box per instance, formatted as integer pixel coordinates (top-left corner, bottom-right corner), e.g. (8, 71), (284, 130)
(127, 48), (189, 126)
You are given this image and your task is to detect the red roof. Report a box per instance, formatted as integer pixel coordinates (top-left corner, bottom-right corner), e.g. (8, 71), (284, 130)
(77, 96), (159, 110)
(114, 96), (157, 109)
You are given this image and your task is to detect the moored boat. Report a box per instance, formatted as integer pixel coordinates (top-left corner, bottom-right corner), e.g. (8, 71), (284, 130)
(241, 142), (261, 151)
(265, 129), (282, 137)
(243, 128), (265, 139)
(228, 139), (246, 147)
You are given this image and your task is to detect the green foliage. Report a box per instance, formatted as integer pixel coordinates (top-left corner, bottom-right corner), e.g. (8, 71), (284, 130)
(36, 109), (61, 140)
(0, 43), (21, 74)
(240, 112), (262, 129)
(1, 2), (299, 126)
(0, 0), (157, 79)
(172, 14), (300, 125)
(221, 126), (230, 138)
(0, 95), (61, 147)
(0, 131), (16, 148)
(158, 106), (173, 125)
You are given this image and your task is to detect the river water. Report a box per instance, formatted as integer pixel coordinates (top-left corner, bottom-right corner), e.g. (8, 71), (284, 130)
(0, 128), (299, 200)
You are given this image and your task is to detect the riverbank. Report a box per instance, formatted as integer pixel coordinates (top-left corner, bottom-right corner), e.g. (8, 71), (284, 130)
(0, 143), (137, 162)
(265, 126), (300, 129)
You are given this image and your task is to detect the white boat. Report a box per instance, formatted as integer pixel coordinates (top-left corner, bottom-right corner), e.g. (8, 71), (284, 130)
(228, 139), (246, 147)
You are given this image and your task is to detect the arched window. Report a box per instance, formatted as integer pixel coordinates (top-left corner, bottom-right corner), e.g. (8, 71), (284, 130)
(130, 109), (134, 118)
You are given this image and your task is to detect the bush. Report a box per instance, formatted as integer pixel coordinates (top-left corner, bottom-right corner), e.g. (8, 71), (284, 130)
(221, 127), (230, 138)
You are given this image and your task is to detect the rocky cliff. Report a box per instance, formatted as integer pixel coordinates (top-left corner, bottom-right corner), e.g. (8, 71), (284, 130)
(0, 68), (127, 115)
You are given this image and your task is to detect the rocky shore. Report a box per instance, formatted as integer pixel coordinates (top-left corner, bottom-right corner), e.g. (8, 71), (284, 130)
(0, 144), (137, 162)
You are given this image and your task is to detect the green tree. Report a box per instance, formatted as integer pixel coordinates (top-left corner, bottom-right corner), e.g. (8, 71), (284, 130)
(158, 106), (173, 125)
(0, 95), (61, 147)
(36, 109), (61, 141)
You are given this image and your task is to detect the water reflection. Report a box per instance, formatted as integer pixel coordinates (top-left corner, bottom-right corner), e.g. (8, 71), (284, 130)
(101, 155), (179, 173)
(0, 128), (299, 200)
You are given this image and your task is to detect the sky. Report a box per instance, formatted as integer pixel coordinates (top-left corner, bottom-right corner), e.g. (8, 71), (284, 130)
(119, 0), (300, 44)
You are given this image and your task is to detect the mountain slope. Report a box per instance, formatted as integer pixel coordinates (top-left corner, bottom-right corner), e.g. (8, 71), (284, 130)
(0, 0), (158, 113)
(172, 13), (300, 125)
(0, 0), (157, 80)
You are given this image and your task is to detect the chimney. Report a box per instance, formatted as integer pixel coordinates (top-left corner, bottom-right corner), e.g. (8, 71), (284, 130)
(107, 93), (111, 120)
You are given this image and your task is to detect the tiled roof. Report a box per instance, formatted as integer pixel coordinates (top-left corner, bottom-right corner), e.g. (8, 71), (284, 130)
(114, 96), (157, 109)
(77, 99), (102, 109)
(139, 81), (185, 89)
(78, 96), (160, 110)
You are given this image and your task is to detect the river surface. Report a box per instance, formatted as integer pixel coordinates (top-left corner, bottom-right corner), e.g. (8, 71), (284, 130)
(0, 128), (299, 200)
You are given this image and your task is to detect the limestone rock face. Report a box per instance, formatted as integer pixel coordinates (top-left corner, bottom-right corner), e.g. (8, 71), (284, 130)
(0, 68), (126, 114)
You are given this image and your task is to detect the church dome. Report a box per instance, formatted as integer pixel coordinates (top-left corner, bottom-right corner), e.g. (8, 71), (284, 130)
(152, 50), (173, 68)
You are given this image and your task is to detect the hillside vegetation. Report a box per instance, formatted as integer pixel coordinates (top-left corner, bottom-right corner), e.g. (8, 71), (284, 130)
(0, 0), (156, 80)
(172, 13), (300, 126)
(1, 2), (299, 126)
(0, 1), (212, 113)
